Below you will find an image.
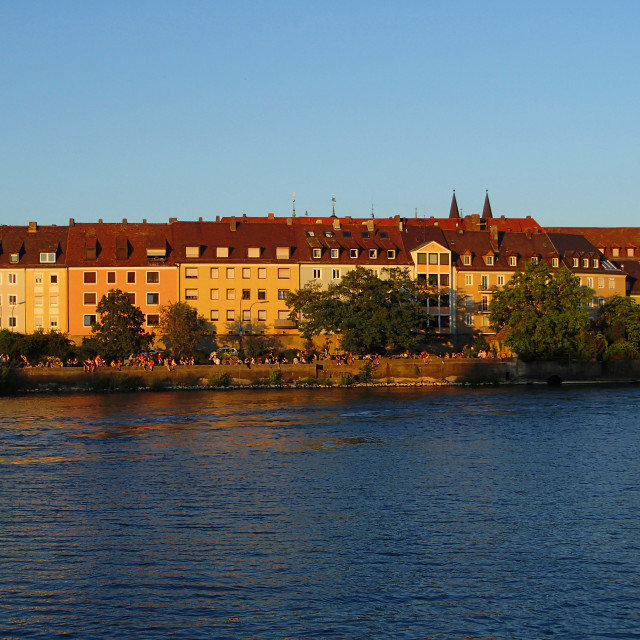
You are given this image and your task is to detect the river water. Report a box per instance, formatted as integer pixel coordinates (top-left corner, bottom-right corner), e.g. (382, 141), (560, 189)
(1, 385), (639, 639)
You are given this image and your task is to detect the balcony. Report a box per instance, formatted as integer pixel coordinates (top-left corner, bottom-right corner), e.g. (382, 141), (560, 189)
(274, 319), (298, 329)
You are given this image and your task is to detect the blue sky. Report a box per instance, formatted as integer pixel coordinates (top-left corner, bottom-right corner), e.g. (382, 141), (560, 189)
(2, 1), (639, 227)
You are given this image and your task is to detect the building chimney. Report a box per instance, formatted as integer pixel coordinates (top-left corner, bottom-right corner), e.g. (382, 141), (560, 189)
(229, 216), (238, 231)
(69, 218), (75, 227)
(28, 221), (37, 233)
(490, 224), (498, 245)
(122, 218), (128, 224)
(169, 217), (177, 224)
(198, 217), (203, 222)
(333, 218), (341, 230)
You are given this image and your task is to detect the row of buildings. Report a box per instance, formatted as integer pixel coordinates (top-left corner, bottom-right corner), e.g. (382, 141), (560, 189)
(0, 193), (632, 349)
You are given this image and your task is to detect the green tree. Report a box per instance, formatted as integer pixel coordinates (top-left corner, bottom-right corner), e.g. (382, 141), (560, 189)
(91, 289), (153, 360)
(159, 301), (207, 359)
(489, 261), (596, 360)
(595, 295), (640, 359)
(286, 266), (433, 354)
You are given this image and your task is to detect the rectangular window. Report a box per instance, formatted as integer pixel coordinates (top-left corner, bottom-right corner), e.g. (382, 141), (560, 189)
(313, 248), (322, 259)
(127, 293), (136, 305)
(210, 289), (219, 300)
(126, 271), (136, 283)
(210, 310), (219, 321)
(331, 249), (339, 259)
(278, 268), (290, 279)
(34, 273), (43, 284)
(242, 267), (251, 279)
(463, 255), (471, 266)
(465, 274), (473, 286)
(83, 314), (96, 327)
(583, 258), (589, 268)
(40, 252), (56, 263)
(257, 309), (267, 321)
(83, 272), (96, 284)
(242, 310), (251, 321)
(226, 268), (235, 279)
(369, 249), (378, 259)
(50, 295), (58, 307)
(587, 278), (593, 289)
(509, 256), (517, 267)
(497, 275), (505, 286)
(34, 295), (43, 307)
(9, 317), (17, 328)
(258, 289), (266, 300)
(83, 293), (97, 305)
(593, 259), (599, 269)
(50, 274), (59, 284)
(276, 246), (290, 259)
(628, 248), (635, 257)
(481, 275), (489, 290)
(428, 253), (438, 265)
(146, 314), (160, 326)
(387, 250), (396, 259)
(185, 289), (198, 300)
(332, 269), (340, 279)
(598, 278), (604, 288)
(185, 245), (200, 258)
(9, 295), (17, 305)
(531, 256), (538, 264)
(185, 267), (198, 279)
(247, 247), (261, 258)
(147, 293), (159, 305)
(226, 310), (235, 321)
(552, 257), (559, 268)
(609, 278), (615, 289)
(210, 268), (219, 279)
(278, 310), (289, 320)
(242, 289), (250, 300)
(573, 258), (579, 267)
(350, 249), (358, 259)
(107, 271), (116, 284)
(485, 255), (494, 266)
(465, 314), (473, 326)
(50, 317), (58, 328)
(440, 253), (450, 265)
(440, 274), (450, 287)
(217, 247), (229, 258)
(278, 289), (290, 300)
(465, 295), (474, 307)
(313, 269), (321, 279)
(417, 253), (427, 264)
(226, 289), (236, 300)
(147, 272), (159, 284)
(10, 254), (19, 263)
(258, 268), (267, 279)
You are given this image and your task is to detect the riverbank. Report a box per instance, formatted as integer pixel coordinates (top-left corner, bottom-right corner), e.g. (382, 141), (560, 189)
(4, 356), (640, 395)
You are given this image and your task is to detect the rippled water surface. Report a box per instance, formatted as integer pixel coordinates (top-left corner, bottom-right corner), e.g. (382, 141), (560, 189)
(1, 386), (640, 639)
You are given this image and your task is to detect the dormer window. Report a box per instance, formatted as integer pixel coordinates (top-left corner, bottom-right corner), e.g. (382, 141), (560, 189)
(330, 249), (339, 259)
(216, 247), (229, 258)
(552, 257), (559, 267)
(10, 253), (19, 263)
(313, 248), (322, 259)
(379, 232), (388, 238)
(306, 231), (315, 237)
(342, 231), (352, 238)
(509, 255), (517, 267)
(185, 245), (200, 258)
(369, 249), (378, 259)
(531, 256), (538, 264)
(612, 247), (620, 257)
(593, 259), (599, 269)
(628, 248), (635, 257)
(276, 246), (290, 259)
(350, 249), (358, 259)
(40, 253), (56, 263)
(387, 250), (396, 259)
(573, 257), (579, 267)
(583, 258), (589, 268)
(324, 231), (333, 238)
(247, 247), (261, 258)
(485, 255), (494, 266)
(116, 237), (128, 261)
(361, 231), (370, 238)
(463, 255), (472, 266)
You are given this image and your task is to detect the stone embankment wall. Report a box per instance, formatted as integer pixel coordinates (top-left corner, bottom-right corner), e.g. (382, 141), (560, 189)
(17, 357), (640, 390)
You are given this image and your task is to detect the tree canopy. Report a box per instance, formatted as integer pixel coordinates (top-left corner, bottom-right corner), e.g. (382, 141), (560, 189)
(159, 301), (207, 358)
(595, 295), (640, 359)
(489, 262), (597, 361)
(91, 289), (153, 360)
(286, 266), (433, 354)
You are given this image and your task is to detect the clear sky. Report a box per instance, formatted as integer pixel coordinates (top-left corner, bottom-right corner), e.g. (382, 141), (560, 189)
(2, 1), (639, 227)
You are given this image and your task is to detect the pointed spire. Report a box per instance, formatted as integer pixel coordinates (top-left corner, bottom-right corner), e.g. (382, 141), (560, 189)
(449, 190), (460, 219)
(482, 190), (493, 219)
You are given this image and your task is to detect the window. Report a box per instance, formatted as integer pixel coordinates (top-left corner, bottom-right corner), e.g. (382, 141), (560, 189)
(428, 253), (438, 265)
(387, 250), (396, 259)
(369, 249), (378, 259)
(342, 231), (351, 238)
(9, 295), (17, 305)
(185, 245), (200, 258)
(210, 310), (219, 321)
(9, 317), (17, 328)
(242, 310), (250, 321)
(242, 289), (250, 300)
(485, 255), (494, 266)
(258, 268), (267, 279)
(147, 247), (166, 259)
(324, 231), (333, 238)
(107, 271), (116, 284)
(34, 295), (43, 307)
(10, 254), (19, 263)
(481, 275), (489, 290)
(127, 293), (136, 305)
(361, 231), (370, 238)
(127, 271), (136, 283)
(50, 273), (58, 284)
(332, 269), (340, 279)
(242, 268), (251, 279)
(226, 289), (236, 300)
(210, 289), (219, 300)
(278, 310), (289, 320)
(583, 258), (589, 268)
(440, 274), (450, 287)
(83, 315), (96, 327)
(34, 273), (43, 284)
(257, 309), (267, 321)
(612, 247), (620, 257)
(146, 314), (160, 326)
(185, 267), (198, 279)
(417, 253), (426, 264)
(247, 247), (261, 258)
(185, 289), (198, 300)
(465, 295), (474, 307)
(593, 259), (599, 269)
(147, 293), (159, 305)
(258, 289), (266, 300)
(278, 268), (290, 279)
(278, 289), (290, 300)
(313, 248), (322, 259)
(217, 247), (229, 258)
(116, 237), (128, 260)
(628, 248), (635, 257)
(83, 272), (96, 284)
(350, 249), (358, 259)
(552, 257), (559, 268)
(226, 268), (235, 279)
(531, 256), (538, 264)
(497, 275), (505, 286)
(83, 293), (97, 305)
(226, 310), (235, 321)
(573, 258), (579, 267)
(598, 278), (604, 289)
(509, 256), (517, 267)
(147, 272), (159, 284)
(331, 249), (339, 259)
(609, 278), (615, 290)
(40, 253), (56, 263)
(440, 253), (450, 265)
(313, 268), (321, 279)
(465, 314), (474, 326)
(463, 255), (471, 266)
(587, 278), (593, 289)
(276, 246), (290, 259)
(210, 268), (219, 279)
(481, 296), (489, 312)
(50, 317), (58, 328)
(465, 274), (473, 286)
(49, 295), (58, 307)
(306, 230), (315, 237)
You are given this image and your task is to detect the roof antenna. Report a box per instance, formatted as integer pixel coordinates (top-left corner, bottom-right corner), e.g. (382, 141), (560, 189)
(371, 201), (375, 219)
(331, 194), (336, 217)
(414, 208), (418, 219)
(292, 192), (296, 217)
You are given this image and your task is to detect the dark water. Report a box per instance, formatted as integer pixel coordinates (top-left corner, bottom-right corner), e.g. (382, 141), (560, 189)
(1, 385), (639, 639)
